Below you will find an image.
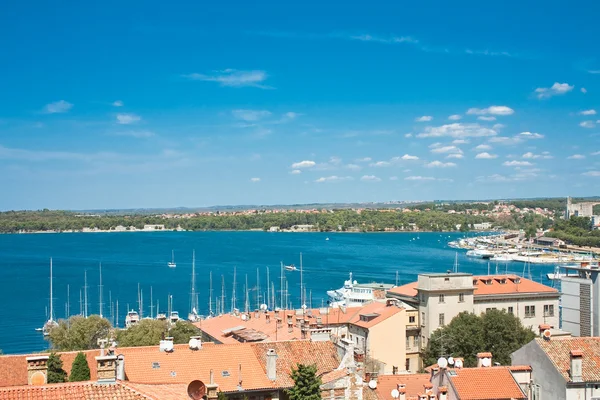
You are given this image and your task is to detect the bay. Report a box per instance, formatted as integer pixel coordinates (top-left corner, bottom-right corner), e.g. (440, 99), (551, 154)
(0, 231), (555, 354)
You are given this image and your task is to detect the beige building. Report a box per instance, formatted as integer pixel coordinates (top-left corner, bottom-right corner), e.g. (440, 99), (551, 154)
(389, 273), (560, 348)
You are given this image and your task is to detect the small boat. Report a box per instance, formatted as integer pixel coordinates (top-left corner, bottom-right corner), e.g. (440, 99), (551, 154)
(168, 250), (176, 268)
(42, 258), (58, 336)
(170, 311), (181, 324)
(125, 310), (140, 328)
(284, 264), (298, 271)
(35, 327), (43, 332)
(325, 237), (330, 241)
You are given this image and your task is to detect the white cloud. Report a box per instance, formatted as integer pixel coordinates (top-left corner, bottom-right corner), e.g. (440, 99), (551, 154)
(448, 114), (462, 121)
(430, 144), (463, 154)
(466, 106), (514, 116)
(492, 123), (505, 130)
(568, 154), (586, 159)
(284, 112), (300, 119)
(389, 176), (398, 181)
(183, 69), (271, 89)
(580, 121), (596, 128)
(477, 116), (496, 121)
(426, 161), (457, 168)
(314, 175), (353, 183)
(290, 169), (302, 175)
(535, 82), (574, 99)
(404, 133), (413, 138)
(583, 171), (600, 177)
(579, 109), (597, 116)
(446, 153), (464, 159)
(346, 163), (361, 171)
(116, 113), (141, 125)
(44, 100), (73, 114)
(291, 160), (316, 169)
(475, 152), (498, 159)
(452, 139), (469, 144)
(232, 109), (272, 121)
(370, 161), (391, 167)
(592, 151), (600, 156)
(400, 154), (419, 160)
(250, 177), (261, 182)
(360, 175), (381, 182)
(415, 115), (433, 122)
(474, 144), (492, 151)
(581, 88), (588, 94)
(405, 176), (435, 181)
(517, 131), (544, 139)
(355, 157), (372, 162)
(112, 100), (124, 107)
(503, 160), (533, 167)
(417, 123), (497, 138)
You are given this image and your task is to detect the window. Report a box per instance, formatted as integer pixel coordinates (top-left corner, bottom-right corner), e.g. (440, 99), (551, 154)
(544, 304), (554, 317)
(531, 384), (541, 400)
(405, 358), (411, 371)
(459, 293), (465, 302)
(525, 305), (536, 317)
(406, 336), (411, 349)
(439, 294), (445, 303)
(421, 312), (425, 326)
(508, 306), (514, 314)
(409, 315), (416, 323)
(439, 313), (445, 326)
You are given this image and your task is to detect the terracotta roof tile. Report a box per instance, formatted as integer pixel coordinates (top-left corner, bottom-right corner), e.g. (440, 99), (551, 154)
(349, 302), (404, 329)
(536, 337), (600, 382)
(388, 282), (418, 298)
(0, 381), (151, 400)
(374, 374), (431, 400)
(508, 365), (532, 371)
(123, 383), (190, 400)
(448, 367), (526, 400)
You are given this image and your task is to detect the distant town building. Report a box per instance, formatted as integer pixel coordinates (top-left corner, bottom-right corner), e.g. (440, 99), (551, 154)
(566, 196), (600, 219)
(512, 337), (600, 400)
(388, 273), (560, 349)
(559, 264), (600, 337)
(142, 224), (165, 230)
(534, 236), (566, 247)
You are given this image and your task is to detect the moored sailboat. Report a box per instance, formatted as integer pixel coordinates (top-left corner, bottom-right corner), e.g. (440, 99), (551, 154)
(168, 250), (176, 268)
(41, 258), (58, 336)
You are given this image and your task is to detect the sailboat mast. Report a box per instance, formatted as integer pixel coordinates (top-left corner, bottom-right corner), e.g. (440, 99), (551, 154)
(266, 267), (270, 309)
(280, 262), (284, 310)
(84, 270), (88, 318)
(150, 287), (154, 319)
(221, 275), (225, 315)
(300, 253), (304, 307)
(79, 288), (83, 316)
(109, 291), (112, 325)
(49, 258), (54, 322)
(244, 274), (249, 313)
(140, 288), (144, 319)
(232, 267), (237, 313)
(191, 250), (196, 314)
(99, 262), (103, 318)
(256, 268), (260, 310)
(66, 284), (70, 319)
(116, 299), (119, 328)
(209, 271), (213, 316)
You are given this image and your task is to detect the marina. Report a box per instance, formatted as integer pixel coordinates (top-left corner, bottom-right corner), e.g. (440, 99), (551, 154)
(0, 230), (580, 354)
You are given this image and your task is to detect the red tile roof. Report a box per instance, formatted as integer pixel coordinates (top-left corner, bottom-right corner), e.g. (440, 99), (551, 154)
(0, 381), (151, 400)
(536, 337), (600, 382)
(388, 275), (557, 298)
(374, 374), (431, 400)
(447, 367), (526, 400)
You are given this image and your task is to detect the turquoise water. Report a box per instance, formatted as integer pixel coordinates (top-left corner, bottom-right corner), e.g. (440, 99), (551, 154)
(0, 231), (555, 354)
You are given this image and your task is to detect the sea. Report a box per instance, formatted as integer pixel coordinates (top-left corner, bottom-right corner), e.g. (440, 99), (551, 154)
(0, 231), (557, 354)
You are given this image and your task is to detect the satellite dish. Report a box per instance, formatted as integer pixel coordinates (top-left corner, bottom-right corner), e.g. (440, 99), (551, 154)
(241, 314), (247, 321)
(391, 388), (400, 398)
(437, 357), (448, 369)
(481, 357), (491, 367)
(260, 304), (268, 311)
(368, 380), (377, 389)
(543, 329), (552, 340)
(448, 357), (454, 365)
(188, 338), (201, 350)
(455, 359), (463, 368)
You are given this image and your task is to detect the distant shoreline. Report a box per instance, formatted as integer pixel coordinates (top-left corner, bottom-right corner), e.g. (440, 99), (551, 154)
(0, 229), (480, 235)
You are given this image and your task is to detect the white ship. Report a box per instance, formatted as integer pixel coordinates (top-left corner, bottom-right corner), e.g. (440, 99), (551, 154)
(125, 310), (140, 328)
(327, 272), (357, 306)
(466, 248), (495, 259)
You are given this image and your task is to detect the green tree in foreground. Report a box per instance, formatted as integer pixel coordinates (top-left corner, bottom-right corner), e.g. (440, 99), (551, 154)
(47, 352), (67, 383)
(217, 392), (228, 400)
(286, 364), (322, 400)
(424, 309), (535, 367)
(170, 321), (202, 344)
(47, 315), (112, 351)
(69, 352), (91, 382)
(116, 319), (167, 347)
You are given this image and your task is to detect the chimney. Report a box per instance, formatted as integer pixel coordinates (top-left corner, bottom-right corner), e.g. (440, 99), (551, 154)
(266, 349), (278, 381)
(265, 314), (271, 323)
(398, 386), (406, 400)
(438, 386), (448, 400)
(26, 356), (49, 386)
(116, 355), (125, 381)
(476, 352), (492, 367)
(538, 324), (551, 336)
(570, 350), (583, 383)
(96, 355), (118, 383)
(206, 369), (219, 400)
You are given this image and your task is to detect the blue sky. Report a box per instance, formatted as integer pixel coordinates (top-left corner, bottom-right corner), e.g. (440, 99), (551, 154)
(1, 1), (600, 210)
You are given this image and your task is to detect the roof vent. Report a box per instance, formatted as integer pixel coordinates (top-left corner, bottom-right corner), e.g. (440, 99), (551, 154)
(170, 371), (176, 377)
(159, 339), (174, 352)
(221, 370), (231, 377)
(152, 362), (160, 369)
(189, 337), (202, 350)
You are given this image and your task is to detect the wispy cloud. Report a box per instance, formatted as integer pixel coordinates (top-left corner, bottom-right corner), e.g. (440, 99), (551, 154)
(567, 154), (586, 160)
(290, 169), (302, 175)
(113, 130), (155, 139)
(580, 121), (596, 128)
(583, 171), (600, 177)
(523, 151), (553, 159)
(417, 123), (497, 139)
(44, 100), (73, 114)
(477, 116), (496, 121)
(370, 161), (391, 167)
(112, 100), (124, 107)
(535, 82), (574, 99)
(447, 153), (464, 159)
(355, 157), (372, 162)
(517, 131), (544, 139)
(399, 154), (419, 160)
(426, 161), (456, 168)
(503, 160), (533, 167)
(415, 115), (433, 122)
(430, 143), (463, 155)
(475, 152), (498, 159)
(314, 175), (353, 183)
(291, 160), (316, 169)
(473, 144), (492, 151)
(588, 70), (600, 74)
(448, 115), (462, 121)
(360, 175), (381, 182)
(183, 69), (272, 89)
(0, 144), (118, 162)
(250, 177), (261, 182)
(579, 109), (596, 116)
(466, 106), (514, 116)
(116, 113), (141, 125)
(405, 176), (453, 182)
(232, 109), (272, 121)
